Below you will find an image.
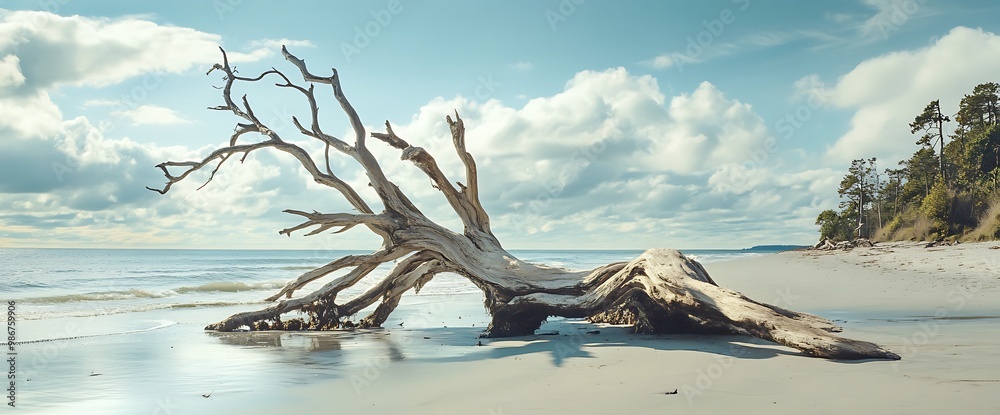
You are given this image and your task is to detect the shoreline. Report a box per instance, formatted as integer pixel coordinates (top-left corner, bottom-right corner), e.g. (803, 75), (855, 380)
(11, 242), (1000, 414)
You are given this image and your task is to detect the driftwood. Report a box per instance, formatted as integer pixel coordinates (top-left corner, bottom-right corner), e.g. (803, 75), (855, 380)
(924, 240), (960, 248)
(148, 47), (899, 360)
(813, 238), (875, 250)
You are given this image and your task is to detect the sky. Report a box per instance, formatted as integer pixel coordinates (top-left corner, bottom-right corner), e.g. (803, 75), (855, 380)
(2, 0), (1000, 250)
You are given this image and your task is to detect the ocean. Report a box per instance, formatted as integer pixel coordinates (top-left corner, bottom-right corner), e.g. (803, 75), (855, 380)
(2, 247), (790, 412)
(2, 248), (774, 324)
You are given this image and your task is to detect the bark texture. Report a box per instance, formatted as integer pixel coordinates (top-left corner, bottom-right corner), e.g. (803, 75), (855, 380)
(148, 47), (900, 360)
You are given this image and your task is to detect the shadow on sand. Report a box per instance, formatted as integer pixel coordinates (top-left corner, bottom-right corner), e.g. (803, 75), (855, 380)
(207, 319), (803, 370)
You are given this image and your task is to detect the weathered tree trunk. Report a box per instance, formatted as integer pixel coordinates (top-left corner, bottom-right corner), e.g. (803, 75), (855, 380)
(148, 47), (899, 360)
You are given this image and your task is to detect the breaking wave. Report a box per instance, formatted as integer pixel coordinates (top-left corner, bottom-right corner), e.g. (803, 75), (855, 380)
(20, 281), (287, 304)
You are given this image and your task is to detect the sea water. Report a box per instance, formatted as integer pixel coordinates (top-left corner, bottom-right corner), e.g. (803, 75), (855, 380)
(1, 248), (775, 323)
(0, 247), (787, 412)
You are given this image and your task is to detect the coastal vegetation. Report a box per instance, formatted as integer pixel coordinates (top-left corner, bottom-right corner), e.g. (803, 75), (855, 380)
(817, 82), (1000, 242)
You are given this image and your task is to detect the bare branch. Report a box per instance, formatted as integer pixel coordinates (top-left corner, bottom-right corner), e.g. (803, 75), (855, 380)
(281, 46), (366, 149)
(370, 121), (410, 149)
(149, 47), (374, 214)
(448, 112), (491, 233)
(264, 247), (411, 301)
(372, 120), (493, 236)
(278, 209), (393, 238)
(279, 46), (422, 216)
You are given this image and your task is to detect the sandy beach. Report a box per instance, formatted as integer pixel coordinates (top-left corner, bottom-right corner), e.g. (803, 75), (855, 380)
(12, 242), (1000, 414)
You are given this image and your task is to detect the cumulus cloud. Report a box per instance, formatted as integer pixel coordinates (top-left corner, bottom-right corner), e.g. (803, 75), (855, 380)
(112, 105), (192, 126)
(0, 54), (25, 88)
(0, 10), (310, 91)
(0, 10), (323, 248)
(0, 10), (218, 90)
(360, 67), (812, 248)
(0, 10), (310, 139)
(806, 27), (1000, 164)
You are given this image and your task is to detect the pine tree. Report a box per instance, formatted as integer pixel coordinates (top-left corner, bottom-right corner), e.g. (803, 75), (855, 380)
(909, 100), (951, 182)
(838, 158), (877, 239)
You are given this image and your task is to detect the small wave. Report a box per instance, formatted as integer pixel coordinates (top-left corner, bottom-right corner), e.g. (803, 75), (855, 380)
(21, 289), (173, 304)
(18, 301), (267, 320)
(174, 281), (286, 293)
(169, 301), (259, 308)
(19, 281), (287, 304)
(279, 265), (319, 271)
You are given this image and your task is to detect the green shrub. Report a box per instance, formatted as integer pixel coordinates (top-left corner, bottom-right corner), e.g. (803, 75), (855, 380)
(920, 179), (951, 238)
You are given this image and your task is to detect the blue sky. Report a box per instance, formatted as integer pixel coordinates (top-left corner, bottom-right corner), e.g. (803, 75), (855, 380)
(2, 0), (1000, 250)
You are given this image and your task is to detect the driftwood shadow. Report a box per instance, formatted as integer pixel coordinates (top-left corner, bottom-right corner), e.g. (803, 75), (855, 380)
(207, 322), (804, 370)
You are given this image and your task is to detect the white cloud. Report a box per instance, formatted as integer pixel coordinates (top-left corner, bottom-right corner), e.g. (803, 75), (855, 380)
(0, 54), (24, 88)
(247, 38), (314, 50)
(0, 10), (325, 248)
(230, 38), (315, 62)
(648, 31), (797, 70)
(358, 67), (812, 248)
(82, 99), (120, 108)
(813, 27), (1000, 164)
(651, 54), (677, 69)
(0, 10), (291, 139)
(792, 74), (831, 103)
(0, 10), (307, 91)
(112, 105), (192, 126)
(0, 89), (62, 138)
(648, 52), (701, 70)
(0, 10), (220, 88)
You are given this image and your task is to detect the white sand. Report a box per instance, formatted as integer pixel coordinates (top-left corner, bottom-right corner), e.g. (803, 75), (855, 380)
(220, 242), (1000, 414)
(16, 242), (1000, 414)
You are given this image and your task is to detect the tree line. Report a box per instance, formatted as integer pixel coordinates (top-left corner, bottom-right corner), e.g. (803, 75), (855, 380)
(816, 82), (1000, 242)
